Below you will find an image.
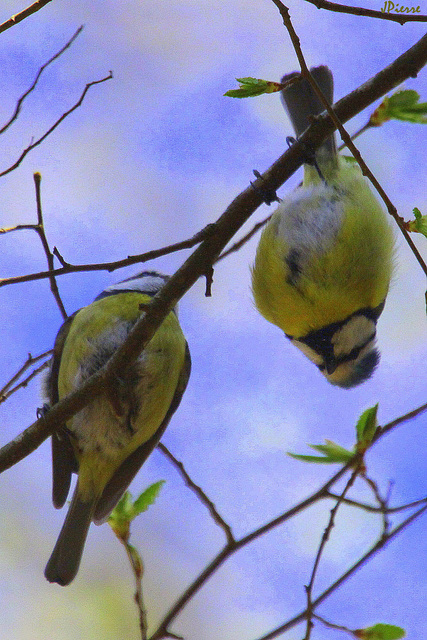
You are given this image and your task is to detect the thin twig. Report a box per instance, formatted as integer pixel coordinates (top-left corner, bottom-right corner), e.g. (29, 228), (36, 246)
(110, 519), (148, 640)
(158, 443), (235, 544)
(362, 474), (391, 535)
(338, 121), (372, 148)
(324, 491), (427, 514)
(312, 613), (358, 637)
(0, 350), (51, 398)
(304, 0), (427, 23)
(377, 401), (427, 438)
(0, 224), (217, 288)
(253, 503), (427, 640)
(216, 215), (271, 262)
(0, 26), (83, 135)
(0, 71), (113, 178)
(0, 224), (39, 234)
(149, 462), (353, 640)
(303, 461), (363, 639)
(125, 543), (148, 640)
(0, 0), (53, 35)
(0, 360), (50, 405)
(33, 173), (68, 319)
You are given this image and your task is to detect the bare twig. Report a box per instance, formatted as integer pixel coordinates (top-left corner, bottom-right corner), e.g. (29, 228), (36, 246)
(312, 613), (358, 636)
(377, 401), (427, 438)
(149, 461), (353, 640)
(1, 176), (68, 318)
(33, 173), (68, 319)
(125, 543), (148, 640)
(0, 349), (51, 400)
(0, 224), (217, 288)
(0, 26), (83, 135)
(0, 360), (50, 405)
(270, 0), (427, 278)
(0, 0), (53, 35)
(338, 121), (372, 148)
(324, 491), (427, 514)
(110, 517), (149, 639)
(0, 224), (40, 234)
(304, 0), (427, 24)
(362, 474), (391, 535)
(158, 443), (235, 544)
(0, 71), (113, 178)
(216, 215), (272, 262)
(253, 503), (427, 640)
(304, 461), (363, 639)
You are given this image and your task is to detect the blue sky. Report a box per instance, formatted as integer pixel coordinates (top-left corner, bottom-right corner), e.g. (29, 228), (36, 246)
(0, 1), (426, 639)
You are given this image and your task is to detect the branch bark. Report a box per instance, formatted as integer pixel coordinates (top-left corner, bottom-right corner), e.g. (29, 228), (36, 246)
(0, 0), (53, 35)
(304, 0), (427, 23)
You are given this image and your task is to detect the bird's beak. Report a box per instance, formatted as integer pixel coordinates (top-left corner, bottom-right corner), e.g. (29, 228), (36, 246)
(324, 357), (339, 375)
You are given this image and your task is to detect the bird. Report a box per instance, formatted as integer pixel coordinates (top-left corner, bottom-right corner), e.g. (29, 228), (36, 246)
(44, 270), (191, 585)
(251, 66), (394, 388)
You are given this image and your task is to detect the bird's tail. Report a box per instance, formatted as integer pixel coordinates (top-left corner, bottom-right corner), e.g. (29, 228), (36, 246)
(280, 65), (337, 175)
(45, 484), (95, 586)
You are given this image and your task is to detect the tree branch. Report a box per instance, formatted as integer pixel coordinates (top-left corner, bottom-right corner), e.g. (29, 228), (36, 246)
(0, 71), (113, 178)
(0, 0), (53, 35)
(158, 443), (235, 544)
(33, 173), (68, 319)
(0, 26), (83, 135)
(303, 462), (363, 639)
(0, 349), (51, 403)
(304, 0), (427, 23)
(254, 503), (427, 640)
(0, 224), (217, 288)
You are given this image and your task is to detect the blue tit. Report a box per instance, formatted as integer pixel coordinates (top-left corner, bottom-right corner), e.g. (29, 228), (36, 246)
(44, 271), (191, 585)
(251, 66), (394, 388)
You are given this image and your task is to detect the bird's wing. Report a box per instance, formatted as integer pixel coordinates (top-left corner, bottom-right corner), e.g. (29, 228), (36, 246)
(93, 342), (191, 523)
(47, 311), (81, 508)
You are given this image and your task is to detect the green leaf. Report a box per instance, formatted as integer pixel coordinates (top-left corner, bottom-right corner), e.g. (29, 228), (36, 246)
(110, 491), (134, 521)
(370, 89), (427, 126)
(288, 440), (354, 464)
(108, 481), (165, 538)
(354, 622), (405, 639)
(408, 207), (427, 237)
(288, 453), (345, 464)
(388, 90), (427, 122)
(108, 491), (134, 539)
(342, 155), (359, 164)
(225, 77), (283, 98)
(133, 480), (165, 517)
(355, 405), (378, 448)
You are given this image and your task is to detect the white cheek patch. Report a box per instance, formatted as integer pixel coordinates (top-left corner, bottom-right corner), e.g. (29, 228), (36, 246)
(291, 339), (325, 367)
(331, 316), (376, 358)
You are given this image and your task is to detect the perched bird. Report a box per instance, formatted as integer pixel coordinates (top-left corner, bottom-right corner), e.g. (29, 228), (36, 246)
(251, 66), (394, 387)
(44, 271), (191, 585)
